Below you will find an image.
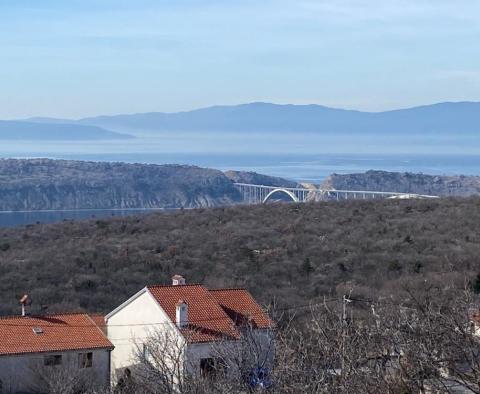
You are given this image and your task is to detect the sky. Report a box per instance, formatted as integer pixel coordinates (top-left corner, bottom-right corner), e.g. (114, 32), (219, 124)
(0, 0), (479, 119)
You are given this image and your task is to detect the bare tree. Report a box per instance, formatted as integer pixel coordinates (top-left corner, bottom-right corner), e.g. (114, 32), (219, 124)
(124, 321), (275, 394)
(129, 328), (188, 394)
(272, 286), (480, 393)
(119, 286), (480, 394)
(208, 323), (275, 392)
(30, 360), (102, 394)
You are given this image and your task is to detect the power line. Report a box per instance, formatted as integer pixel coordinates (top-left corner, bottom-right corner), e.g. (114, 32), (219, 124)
(0, 298), (341, 328)
(0, 296), (473, 352)
(0, 294), (460, 330)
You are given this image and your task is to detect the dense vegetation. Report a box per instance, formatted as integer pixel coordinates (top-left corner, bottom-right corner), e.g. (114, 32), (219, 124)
(1, 197), (479, 316)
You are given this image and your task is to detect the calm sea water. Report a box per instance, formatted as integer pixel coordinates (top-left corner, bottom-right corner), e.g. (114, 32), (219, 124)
(0, 209), (166, 228)
(1, 130), (480, 227)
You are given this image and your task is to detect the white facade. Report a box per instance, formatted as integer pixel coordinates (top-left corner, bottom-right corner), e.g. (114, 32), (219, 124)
(0, 349), (111, 394)
(106, 288), (179, 380)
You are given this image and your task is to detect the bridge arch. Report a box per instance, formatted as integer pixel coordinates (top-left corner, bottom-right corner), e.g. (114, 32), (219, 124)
(262, 188), (299, 204)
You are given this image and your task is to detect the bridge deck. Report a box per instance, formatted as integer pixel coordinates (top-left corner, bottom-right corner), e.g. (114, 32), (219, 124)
(233, 183), (438, 203)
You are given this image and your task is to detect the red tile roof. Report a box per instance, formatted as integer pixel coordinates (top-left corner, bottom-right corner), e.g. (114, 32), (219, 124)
(146, 284), (272, 343)
(0, 313), (113, 356)
(89, 313), (107, 335)
(210, 289), (274, 329)
(146, 285), (227, 343)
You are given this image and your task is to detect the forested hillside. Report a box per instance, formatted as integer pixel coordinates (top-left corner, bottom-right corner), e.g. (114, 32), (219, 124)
(0, 198), (479, 315)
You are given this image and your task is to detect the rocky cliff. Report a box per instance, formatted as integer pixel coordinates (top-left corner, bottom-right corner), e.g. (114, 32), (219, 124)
(320, 170), (480, 197)
(0, 159), (242, 210)
(224, 170), (298, 188)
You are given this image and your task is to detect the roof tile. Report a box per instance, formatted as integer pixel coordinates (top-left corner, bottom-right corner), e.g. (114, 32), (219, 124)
(210, 289), (273, 329)
(147, 284), (239, 343)
(146, 284), (271, 343)
(0, 313), (113, 356)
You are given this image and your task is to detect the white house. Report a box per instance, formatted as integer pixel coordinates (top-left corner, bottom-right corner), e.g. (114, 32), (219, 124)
(0, 312), (113, 393)
(106, 275), (273, 385)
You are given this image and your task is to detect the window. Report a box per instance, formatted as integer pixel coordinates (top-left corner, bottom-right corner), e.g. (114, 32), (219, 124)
(142, 344), (150, 360)
(470, 321), (476, 334)
(200, 358), (215, 377)
(200, 358), (227, 378)
(78, 352), (93, 368)
(44, 354), (62, 366)
(32, 327), (43, 335)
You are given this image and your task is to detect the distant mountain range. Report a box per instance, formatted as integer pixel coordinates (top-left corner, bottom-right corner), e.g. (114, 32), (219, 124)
(3, 101), (480, 140)
(67, 101), (480, 133)
(0, 120), (133, 140)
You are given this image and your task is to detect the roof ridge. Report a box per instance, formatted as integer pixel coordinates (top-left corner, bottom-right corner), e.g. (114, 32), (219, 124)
(209, 288), (248, 292)
(0, 312), (90, 321)
(146, 283), (204, 289)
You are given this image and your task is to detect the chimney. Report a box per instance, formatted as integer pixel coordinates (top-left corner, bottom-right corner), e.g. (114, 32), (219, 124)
(20, 294), (30, 317)
(172, 274), (186, 286)
(176, 300), (188, 328)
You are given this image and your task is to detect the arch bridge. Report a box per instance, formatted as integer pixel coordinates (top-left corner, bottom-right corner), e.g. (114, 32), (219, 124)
(233, 183), (438, 204)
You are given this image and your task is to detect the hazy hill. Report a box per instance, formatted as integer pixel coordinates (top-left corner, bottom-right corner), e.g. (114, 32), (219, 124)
(73, 101), (480, 134)
(320, 170), (480, 197)
(0, 120), (133, 140)
(0, 159), (241, 210)
(23, 117), (76, 124)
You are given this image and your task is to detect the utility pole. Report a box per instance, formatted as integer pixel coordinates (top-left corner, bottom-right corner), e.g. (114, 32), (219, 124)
(341, 294), (351, 378)
(342, 294), (348, 325)
(371, 303), (380, 329)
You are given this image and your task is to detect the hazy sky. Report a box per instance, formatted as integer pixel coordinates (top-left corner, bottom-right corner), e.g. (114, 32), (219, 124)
(1, 0), (479, 118)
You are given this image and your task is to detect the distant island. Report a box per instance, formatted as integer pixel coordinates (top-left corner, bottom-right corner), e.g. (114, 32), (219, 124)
(320, 170), (480, 197)
(0, 120), (133, 140)
(0, 159), (244, 211)
(1, 159), (480, 213)
(22, 101), (480, 134)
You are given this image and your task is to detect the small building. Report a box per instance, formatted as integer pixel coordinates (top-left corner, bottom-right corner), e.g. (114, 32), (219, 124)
(106, 275), (273, 385)
(0, 313), (113, 393)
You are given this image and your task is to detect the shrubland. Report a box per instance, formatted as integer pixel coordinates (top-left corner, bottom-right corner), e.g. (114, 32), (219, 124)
(1, 197), (479, 316)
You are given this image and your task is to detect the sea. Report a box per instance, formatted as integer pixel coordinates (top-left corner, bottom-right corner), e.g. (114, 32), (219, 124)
(1, 130), (480, 227)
